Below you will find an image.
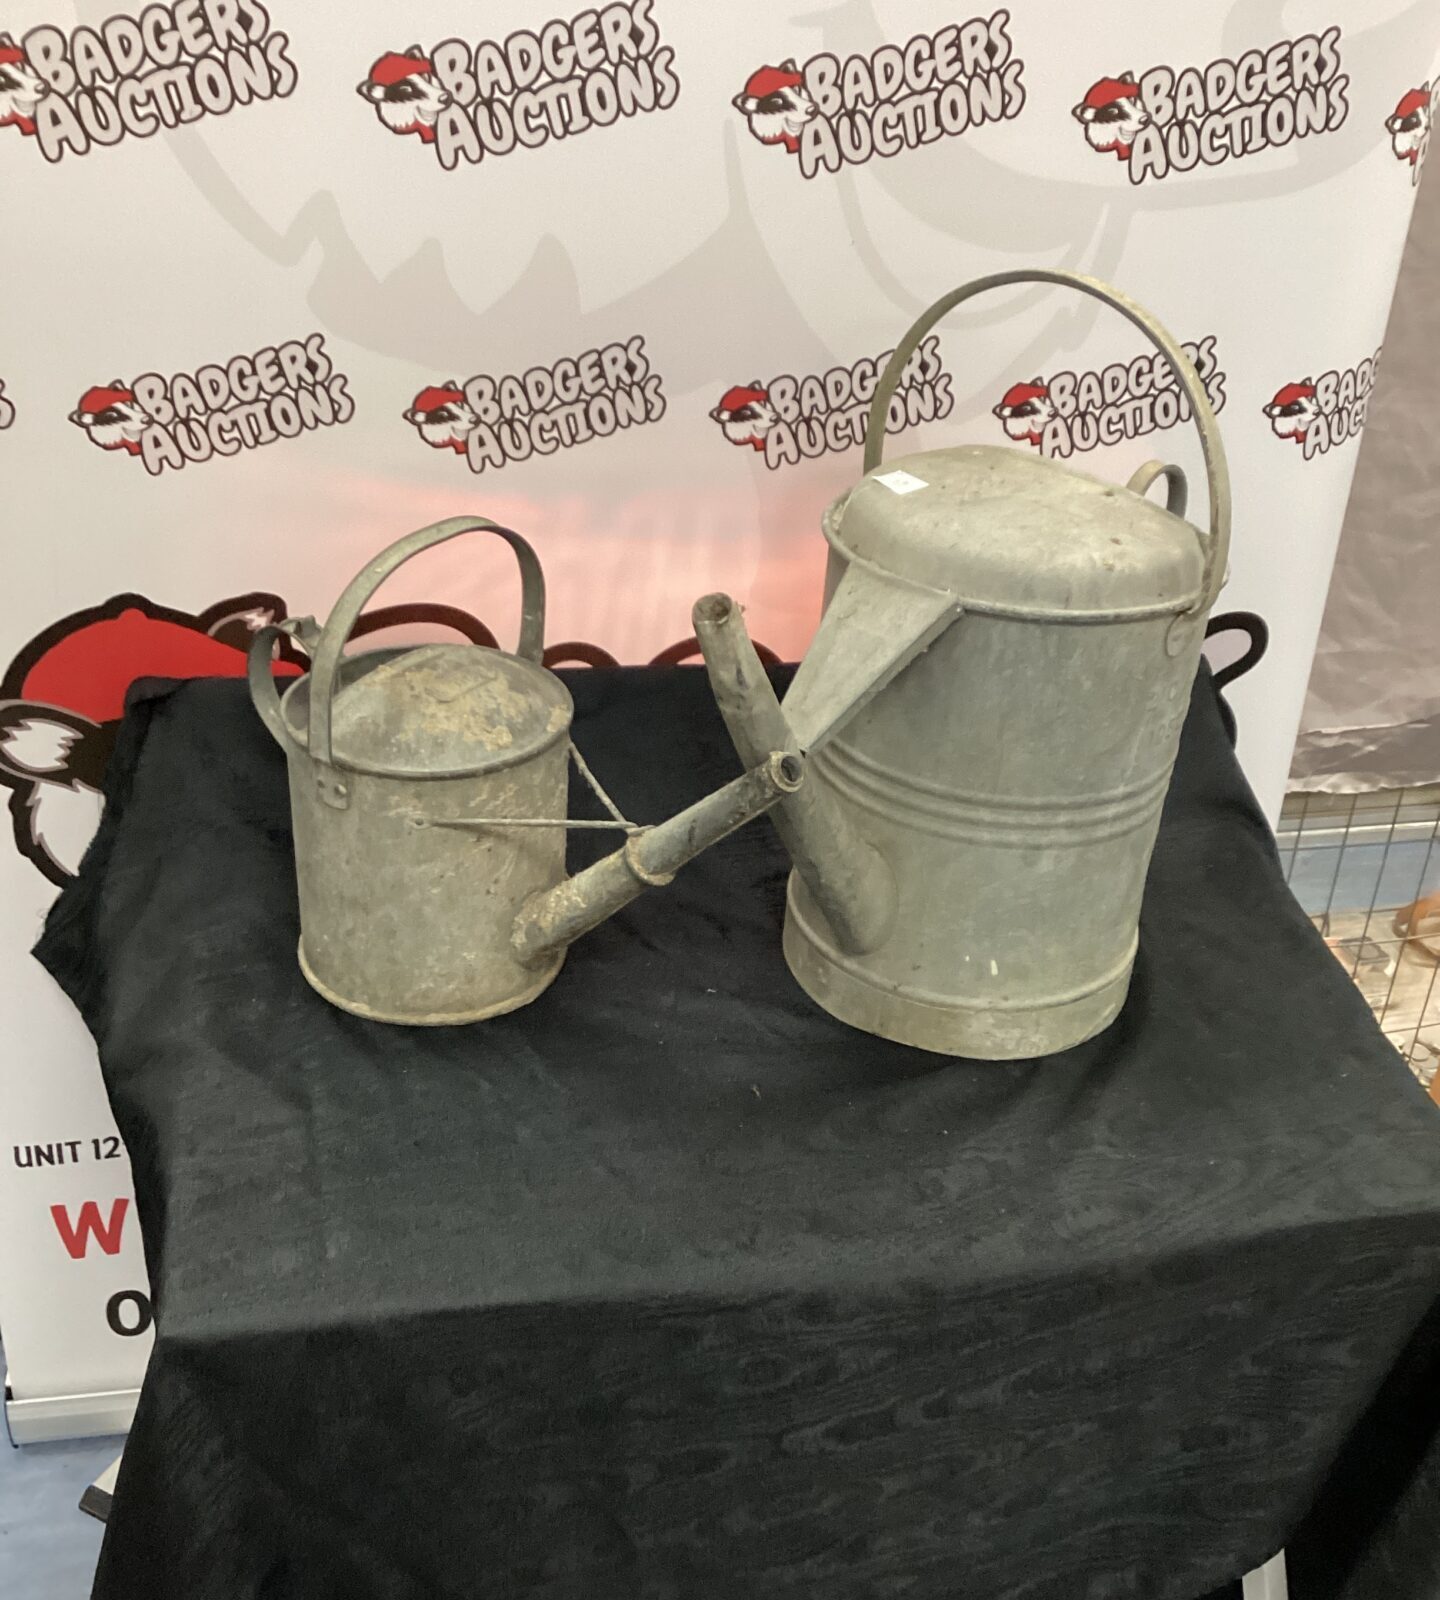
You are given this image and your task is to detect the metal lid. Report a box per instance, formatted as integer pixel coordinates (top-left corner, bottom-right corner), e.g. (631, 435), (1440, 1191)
(827, 445), (1205, 619)
(284, 644), (572, 777)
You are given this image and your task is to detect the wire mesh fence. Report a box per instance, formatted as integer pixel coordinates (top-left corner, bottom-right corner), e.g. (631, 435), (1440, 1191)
(1278, 785), (1440, 1089)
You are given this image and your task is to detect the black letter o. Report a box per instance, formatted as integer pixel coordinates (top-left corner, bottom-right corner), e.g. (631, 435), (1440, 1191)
(106, 1290), (153, 1337)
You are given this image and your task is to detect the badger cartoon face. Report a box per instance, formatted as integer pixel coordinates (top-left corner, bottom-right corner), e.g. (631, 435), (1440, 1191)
(359, 47), (451, 142)
(993, 380), (1056, 447)
(1073, 74), (1150, 159)
(0, 596), (299, 885)
(1387, 87), (1432, 165)
(711, 384), (779, 451)
(69, 384), (152, 456)
(1264, 381), (1320, 443)
(734, 61), (816, 154)
(0, 34), (47, 137)
(404, 384), (477, 453)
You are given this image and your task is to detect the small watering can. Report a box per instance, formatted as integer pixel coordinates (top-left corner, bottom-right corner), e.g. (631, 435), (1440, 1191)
(695, 270), (1231, 1060)
(248, 517), (803, 1024)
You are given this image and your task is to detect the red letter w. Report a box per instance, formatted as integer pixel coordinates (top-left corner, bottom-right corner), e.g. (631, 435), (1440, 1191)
(50, 1198), (129, 1259)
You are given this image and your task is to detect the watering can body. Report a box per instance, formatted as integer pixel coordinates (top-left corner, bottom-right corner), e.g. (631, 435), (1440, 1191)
(251, 518), (802, 1025)
(276, 646), (574, 1023)
(697, 271), (1231, 1060)
(786, 447), (1207, 1058)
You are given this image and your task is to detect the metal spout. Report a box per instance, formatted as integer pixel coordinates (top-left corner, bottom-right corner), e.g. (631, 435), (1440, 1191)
(511, 750), (805, 966)
(692, 594), (896, 956)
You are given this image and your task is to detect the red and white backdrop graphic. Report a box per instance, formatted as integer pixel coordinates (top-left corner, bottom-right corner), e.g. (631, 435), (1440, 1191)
(1, 1), (1437, 1434)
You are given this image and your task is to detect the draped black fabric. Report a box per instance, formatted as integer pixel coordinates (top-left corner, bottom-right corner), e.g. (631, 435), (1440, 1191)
(36, 666), (1440, 1600)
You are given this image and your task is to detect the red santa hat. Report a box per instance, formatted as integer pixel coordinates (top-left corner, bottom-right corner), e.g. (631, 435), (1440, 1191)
(21, 609), (299, 725)
(367, 50), (433, 86)
(994, 380), (1050, 413)
(0, 41), (26, 66)
(1077, 76), (1141, 113)
(1392, 87), (1431, 122)
(74, 383), (135, 415)
(410, 384), (465, 415)
(717, 384), (769, 413)
(1269, 381), (1316, 409)
(741, 62), (804, 98)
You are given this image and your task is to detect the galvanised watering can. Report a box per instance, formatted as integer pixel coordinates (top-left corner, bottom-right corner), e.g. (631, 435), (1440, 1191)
(695, 270), (1231, 1060)
(249, 517), (802, 1025)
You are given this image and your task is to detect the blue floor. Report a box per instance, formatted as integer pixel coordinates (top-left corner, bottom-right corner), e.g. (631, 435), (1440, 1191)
(0, 1410), (119, 1600)
(1287, 836), (1440, 921)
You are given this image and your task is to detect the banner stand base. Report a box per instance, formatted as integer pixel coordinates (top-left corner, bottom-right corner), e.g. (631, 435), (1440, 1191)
(4, 1386), (139, 1445)
(80, 1451), (124, 1523)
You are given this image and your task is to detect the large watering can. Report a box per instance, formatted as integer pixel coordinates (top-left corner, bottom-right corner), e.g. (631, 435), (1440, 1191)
(249, 518), (802, 1024)
(696, 270), (1231, 1060)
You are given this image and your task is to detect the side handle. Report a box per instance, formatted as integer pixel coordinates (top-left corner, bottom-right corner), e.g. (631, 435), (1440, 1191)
(247, 619), (316, 754)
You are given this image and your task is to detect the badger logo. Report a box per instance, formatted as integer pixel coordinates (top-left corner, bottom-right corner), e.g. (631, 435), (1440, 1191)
(733, 60), (816, 153)
(404, 383), (477, 453)
(993, 380), (1057, 448)
(1263, 380), (1320, 443)
(1073, 74), (1150, 159)
(69, 384), (153, 457)
(0, 34), (46, 137)
(358, 47), (452, 143)
(1387, 86), (1431, 167)
(0, 595), (302, 885)
(710, 384), (779, 451)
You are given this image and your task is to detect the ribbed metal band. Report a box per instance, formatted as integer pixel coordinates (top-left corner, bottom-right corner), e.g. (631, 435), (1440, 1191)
(813, 741), (1173, 849)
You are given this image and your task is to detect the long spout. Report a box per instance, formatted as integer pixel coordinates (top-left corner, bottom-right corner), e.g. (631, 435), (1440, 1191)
(692, 595), (895, 956)
(511, 751), (804, 967)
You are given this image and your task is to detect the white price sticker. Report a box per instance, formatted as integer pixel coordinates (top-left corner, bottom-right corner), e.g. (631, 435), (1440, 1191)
(874, 469), (928, 495)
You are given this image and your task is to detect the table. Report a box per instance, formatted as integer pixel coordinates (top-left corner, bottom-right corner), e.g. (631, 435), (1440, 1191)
(37, 665), (1440, 1600)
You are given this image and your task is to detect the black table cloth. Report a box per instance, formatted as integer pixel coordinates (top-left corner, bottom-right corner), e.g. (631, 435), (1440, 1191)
(37, 665), (1440, 1600)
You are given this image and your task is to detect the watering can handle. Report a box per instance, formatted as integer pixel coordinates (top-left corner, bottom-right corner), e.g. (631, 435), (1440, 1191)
(862, 269), (1231, 616)
(306, 517), (546, 770)
(247, 618), (319, 752)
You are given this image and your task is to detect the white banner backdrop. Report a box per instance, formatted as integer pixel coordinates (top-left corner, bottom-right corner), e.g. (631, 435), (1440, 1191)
(1, 0), (1436, 1434)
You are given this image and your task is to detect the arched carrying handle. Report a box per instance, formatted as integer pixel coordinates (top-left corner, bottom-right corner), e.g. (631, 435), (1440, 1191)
(307, 517), (546, 773)
(862, 269), (1231, 617)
